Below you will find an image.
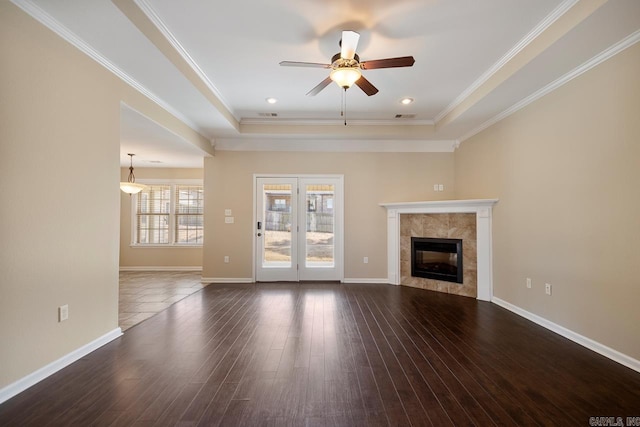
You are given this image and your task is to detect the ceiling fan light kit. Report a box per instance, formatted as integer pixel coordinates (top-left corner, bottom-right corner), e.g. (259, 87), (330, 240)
(330, 67), (361, 89)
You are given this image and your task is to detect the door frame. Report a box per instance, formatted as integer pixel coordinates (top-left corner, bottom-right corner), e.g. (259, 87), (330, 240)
(252, 174), (344, 282)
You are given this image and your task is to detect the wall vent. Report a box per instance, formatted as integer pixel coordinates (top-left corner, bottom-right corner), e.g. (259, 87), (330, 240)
(395, 114), (416, 119)
(258, 112), (278, 117)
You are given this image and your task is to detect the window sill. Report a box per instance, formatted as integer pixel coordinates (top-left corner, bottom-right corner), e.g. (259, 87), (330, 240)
(129, 244), (203, 249)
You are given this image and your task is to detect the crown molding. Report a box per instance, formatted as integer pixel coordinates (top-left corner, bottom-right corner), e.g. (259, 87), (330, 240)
(10, 0), (205, 136)
(434, 0), (579, 124)
(459, 30), (640, 143)
(134, 0), (238, 121)
(239, 118), (435, 126)
(214, 138), (457, 153)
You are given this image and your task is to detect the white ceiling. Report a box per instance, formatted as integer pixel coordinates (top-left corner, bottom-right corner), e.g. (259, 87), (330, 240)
(119, 104), (205, 168)
(14, 0), (640, 167)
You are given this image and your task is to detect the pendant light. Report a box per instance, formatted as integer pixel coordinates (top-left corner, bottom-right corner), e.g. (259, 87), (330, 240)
(120, 153), (146, 194)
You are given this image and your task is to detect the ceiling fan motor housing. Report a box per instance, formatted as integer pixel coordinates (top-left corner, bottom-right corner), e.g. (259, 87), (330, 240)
(331, 53), (360, 68)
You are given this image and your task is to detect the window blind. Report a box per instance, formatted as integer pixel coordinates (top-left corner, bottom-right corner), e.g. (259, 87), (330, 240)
(175, 185), (204, 244)
(136, 185), (171, 244)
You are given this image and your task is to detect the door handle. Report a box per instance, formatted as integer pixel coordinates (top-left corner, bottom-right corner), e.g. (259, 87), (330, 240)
(256, 232), (262, 237)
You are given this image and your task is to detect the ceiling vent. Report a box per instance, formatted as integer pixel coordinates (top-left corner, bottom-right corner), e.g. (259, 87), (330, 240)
(258, 112), (278, 117)
(395, 114), (416, 119)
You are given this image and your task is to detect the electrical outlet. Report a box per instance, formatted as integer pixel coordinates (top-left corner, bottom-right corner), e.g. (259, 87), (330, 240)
(545, 283), (552, 295)
(363, 257), (369, 264)
(526, 278), (532, 289)
(438, 184), (444, 191)
(224, 256), (230, 263)
(224, 209), (232, 216)
(433, 184), (438, 191)
(224, 217), (234, 224)
(58, 305), (69, 322)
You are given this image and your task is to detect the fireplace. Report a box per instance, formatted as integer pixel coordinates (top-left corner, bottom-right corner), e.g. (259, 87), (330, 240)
(411, 237), (463, 284)
(381, 199), (497, 301)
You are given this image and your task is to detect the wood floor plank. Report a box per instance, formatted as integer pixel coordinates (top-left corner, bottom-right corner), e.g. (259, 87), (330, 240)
(178, 307), (261, 423)
(361, 295), (455, 426)
(431, 299), (595, 423)
(381, 294), (520, 426)
(356, 295), (432, 426)
(394, 295), (557, 425)
(1, 282), (639, 426)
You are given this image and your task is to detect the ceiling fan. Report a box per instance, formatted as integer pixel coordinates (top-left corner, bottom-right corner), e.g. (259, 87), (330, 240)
(280, 30), (415, 97)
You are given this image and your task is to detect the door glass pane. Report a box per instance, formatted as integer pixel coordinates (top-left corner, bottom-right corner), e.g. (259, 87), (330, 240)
(305, 184), (334, 267)
(263, 184), (292, 267)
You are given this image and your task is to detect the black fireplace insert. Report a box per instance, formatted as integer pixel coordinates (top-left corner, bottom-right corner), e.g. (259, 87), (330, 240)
(411, 237), (463, 284)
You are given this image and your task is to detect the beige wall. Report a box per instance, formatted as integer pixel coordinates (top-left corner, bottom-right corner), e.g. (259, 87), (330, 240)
(119, 167), (204, 268)
(454, 43), (640, 359)
(0, 3), (210, 389)
(0, 4), (121, 388)
(203, 151), (455, 279)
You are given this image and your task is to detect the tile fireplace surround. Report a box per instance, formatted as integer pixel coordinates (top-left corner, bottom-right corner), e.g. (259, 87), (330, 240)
(380, 199), (498, 301)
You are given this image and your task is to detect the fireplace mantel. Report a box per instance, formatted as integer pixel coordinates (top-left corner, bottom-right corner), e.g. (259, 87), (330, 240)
(380, 199), (498, 301)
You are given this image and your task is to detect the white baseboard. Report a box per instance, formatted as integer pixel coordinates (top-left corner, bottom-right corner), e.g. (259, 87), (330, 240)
(491, 297), (640, 374)
(201, 278), (391, 285)
(0, 328), (123, 404)
(201, 277), (254, 284)
(342, 278), (390, 284)
(119, 266), (202, 272)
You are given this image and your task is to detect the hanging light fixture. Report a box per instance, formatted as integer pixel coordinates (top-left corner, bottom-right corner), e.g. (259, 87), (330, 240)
(120, 153), (146, 195)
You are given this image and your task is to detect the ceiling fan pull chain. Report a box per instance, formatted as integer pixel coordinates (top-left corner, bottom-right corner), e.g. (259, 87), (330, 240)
(343, 88), (347, 126)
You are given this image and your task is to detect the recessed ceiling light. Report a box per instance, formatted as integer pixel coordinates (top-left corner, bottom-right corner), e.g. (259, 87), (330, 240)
(400, 97), (414, 105)
(266, 97), (278, 104)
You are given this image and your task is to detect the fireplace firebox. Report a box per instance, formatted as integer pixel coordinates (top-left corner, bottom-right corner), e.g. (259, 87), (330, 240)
(411, 237), (463, 284)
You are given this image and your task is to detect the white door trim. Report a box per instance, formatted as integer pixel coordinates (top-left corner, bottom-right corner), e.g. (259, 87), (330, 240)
(255, 177), (299, 282)
(253, 174), (344, 282)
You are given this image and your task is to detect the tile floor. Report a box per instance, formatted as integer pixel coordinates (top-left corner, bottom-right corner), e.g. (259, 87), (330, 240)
(118, 271), (209, 331)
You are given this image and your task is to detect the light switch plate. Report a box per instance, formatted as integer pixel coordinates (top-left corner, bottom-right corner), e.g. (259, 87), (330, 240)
(224, 209), (232, 216)
(59, 305), (69, 322)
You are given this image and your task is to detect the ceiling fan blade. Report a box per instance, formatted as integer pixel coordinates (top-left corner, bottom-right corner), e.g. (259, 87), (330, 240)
(340, 30), (360, 60)
(355, 75), (379, 96)
(280, 61), (331, 68)
(360, 56), (415, 70)
(306, 76), (333, 96)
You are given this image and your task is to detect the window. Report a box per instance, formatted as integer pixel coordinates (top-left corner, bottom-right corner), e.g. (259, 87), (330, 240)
(274, 198), (287, 211)
(175, 185), (204, 244)
(132, 181), (203, 246)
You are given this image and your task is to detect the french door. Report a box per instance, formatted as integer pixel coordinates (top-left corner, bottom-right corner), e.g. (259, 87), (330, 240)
(255, 176), (343, 282)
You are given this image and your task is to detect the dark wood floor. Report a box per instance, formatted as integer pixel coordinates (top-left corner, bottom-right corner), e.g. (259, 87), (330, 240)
(1, 283), (639, 426)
